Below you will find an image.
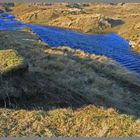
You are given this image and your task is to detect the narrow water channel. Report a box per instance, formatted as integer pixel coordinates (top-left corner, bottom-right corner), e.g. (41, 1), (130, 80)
(0, 13), (140, 75)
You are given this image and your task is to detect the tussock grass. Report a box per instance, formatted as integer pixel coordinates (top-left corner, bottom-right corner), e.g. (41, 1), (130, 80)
(0, 105), (140, 137)
(42, 46), (140, 116)
(0, 49), (24, 75)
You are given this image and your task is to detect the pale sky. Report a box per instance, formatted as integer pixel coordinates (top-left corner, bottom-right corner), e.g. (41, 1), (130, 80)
(0, 0), (140, 3)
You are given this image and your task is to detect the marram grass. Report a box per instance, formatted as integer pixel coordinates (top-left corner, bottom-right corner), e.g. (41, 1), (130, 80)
(0, 49), (23, 74)
(0, 30), (140, 137)
(0, 105), (140, 137)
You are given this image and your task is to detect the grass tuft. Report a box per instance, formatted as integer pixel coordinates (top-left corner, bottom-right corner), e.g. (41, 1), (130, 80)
(0, 106), (140, 137)
(0, 49), (23, 75)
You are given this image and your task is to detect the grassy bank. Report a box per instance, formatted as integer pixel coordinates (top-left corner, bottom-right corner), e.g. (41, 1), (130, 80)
(0, 30), (140, 136)
(0, 106), (140, 137)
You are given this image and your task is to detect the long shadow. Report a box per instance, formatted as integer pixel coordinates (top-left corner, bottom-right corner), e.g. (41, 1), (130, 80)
(108, 19), (125, 27)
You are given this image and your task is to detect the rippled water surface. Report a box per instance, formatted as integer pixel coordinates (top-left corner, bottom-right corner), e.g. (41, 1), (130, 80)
(0, 13), (140, 75)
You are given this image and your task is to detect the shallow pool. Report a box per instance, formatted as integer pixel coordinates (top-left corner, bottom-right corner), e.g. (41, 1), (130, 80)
(0, 13), (140, 75)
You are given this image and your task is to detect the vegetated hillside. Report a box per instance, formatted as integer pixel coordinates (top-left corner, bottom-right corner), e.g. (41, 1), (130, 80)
(10, 3), (140, 53)
(0, 30), (140, 137)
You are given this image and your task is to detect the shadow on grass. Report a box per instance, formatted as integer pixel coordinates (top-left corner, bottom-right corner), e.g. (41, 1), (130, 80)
(108, 19), (125, 27)
(0, 30), (140, 119)
(1, 50), (140, 119)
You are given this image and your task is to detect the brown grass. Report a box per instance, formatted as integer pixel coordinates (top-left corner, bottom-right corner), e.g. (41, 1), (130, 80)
(0, 106), (140, 137)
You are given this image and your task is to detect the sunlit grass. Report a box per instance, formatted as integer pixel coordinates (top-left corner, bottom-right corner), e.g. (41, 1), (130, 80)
(0, 105), (140, 137)
(0, 49), (23, 74)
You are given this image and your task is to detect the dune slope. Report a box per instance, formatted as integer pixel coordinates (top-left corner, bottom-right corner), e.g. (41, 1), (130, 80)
(0, 30), (140, 137)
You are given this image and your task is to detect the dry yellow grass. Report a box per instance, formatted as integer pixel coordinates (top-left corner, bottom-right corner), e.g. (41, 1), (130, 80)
(0, 105), (140, 137)
(0, 49), (23, 74)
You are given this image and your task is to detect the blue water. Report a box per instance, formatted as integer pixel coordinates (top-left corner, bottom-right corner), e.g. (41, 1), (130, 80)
(0, 13), (140, 75)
